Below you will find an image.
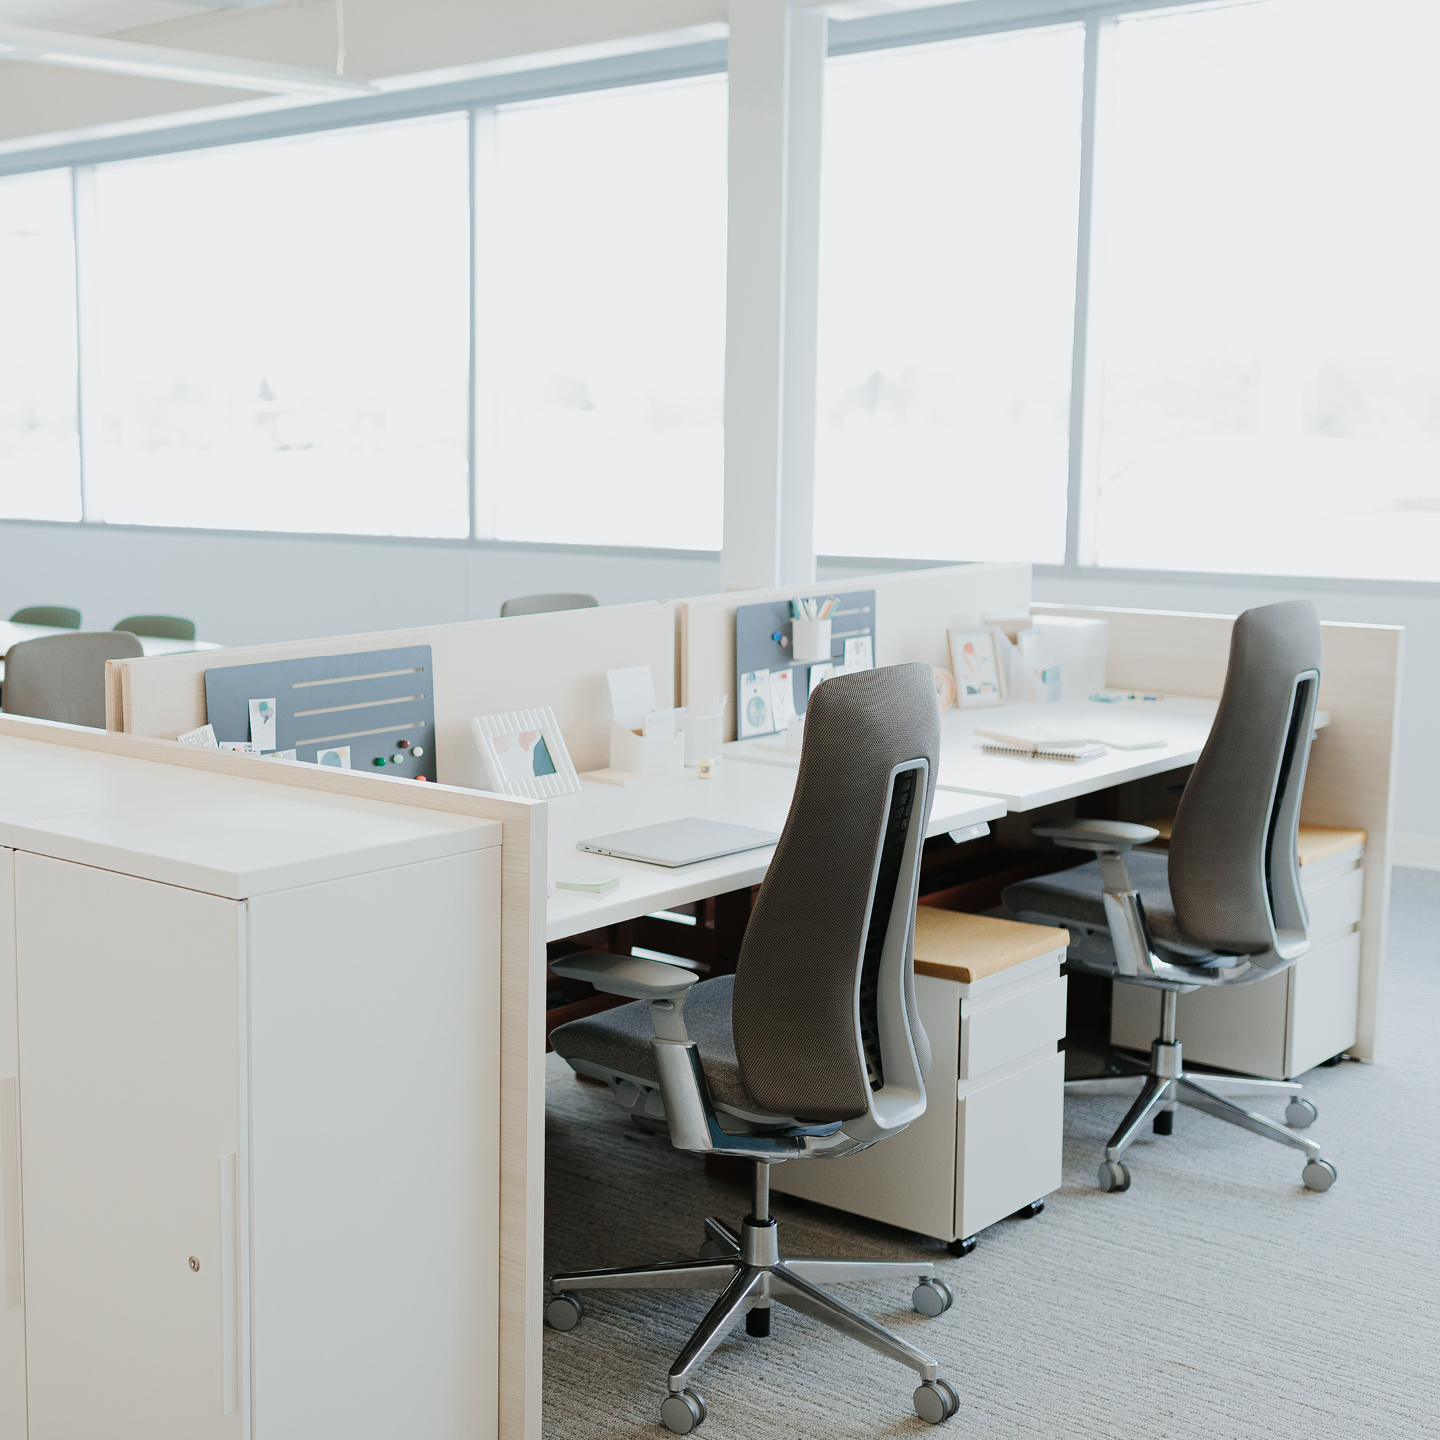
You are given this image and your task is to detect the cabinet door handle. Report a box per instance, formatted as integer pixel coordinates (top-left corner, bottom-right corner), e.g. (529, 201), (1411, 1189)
(220, 1152), (238, 1414)
(1, 1076), (19, 1311)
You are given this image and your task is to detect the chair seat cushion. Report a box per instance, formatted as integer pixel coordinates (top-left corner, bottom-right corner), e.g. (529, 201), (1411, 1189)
(1003, 851), (1198, 950)
(551, 974), (790, 1120)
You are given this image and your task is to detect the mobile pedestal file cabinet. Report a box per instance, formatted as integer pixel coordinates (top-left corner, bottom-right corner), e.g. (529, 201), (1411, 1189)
(772, 909), (1068, 1255)
(1111, 823), (1367, 1079)
(0, 744), (503, 1440)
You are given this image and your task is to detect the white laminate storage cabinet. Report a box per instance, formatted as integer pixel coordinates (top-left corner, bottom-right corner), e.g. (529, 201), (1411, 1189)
(0, 736), (505, 1440)
(17, 855), (245, 1440)
(1, 849), (25, 1440)
(773, 913), (1068, 1250)
(1111, 832), (1366, 1079)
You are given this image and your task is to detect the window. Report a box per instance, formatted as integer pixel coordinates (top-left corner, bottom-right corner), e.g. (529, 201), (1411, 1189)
(88, 114), (471, 537)
(490, 76), (728, 549)
(0, 169), (80, 522)
(1092, 0), (1440, 580)
(815, 26), (1085, 564)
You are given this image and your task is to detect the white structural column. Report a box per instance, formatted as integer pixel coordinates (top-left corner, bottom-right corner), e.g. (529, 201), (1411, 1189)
(721, 0), (827, 590)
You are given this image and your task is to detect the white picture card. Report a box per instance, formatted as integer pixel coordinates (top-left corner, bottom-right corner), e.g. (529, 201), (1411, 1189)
(471, 707), (581, 799)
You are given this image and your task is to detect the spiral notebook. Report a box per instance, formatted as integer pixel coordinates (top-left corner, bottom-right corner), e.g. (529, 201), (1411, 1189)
(975, 727), (1108, 762)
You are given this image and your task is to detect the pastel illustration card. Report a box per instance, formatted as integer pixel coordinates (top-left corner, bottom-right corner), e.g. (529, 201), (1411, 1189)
(248, 697), (277, 751)
(739, 668), (773, 738)
(316, 746), (352, 769)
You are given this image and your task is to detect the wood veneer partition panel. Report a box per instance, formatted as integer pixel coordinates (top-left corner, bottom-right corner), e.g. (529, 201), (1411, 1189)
(0, 714), (547, 1439)
(678, 561), (1032, 742)
(106, 601), (677, 782)
(1035, 603), (1402, 1060)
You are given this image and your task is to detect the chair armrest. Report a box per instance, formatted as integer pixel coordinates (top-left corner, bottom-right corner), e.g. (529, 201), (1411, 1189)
(550, 952), (699, 1001)
(1031, 819), (1159, 853)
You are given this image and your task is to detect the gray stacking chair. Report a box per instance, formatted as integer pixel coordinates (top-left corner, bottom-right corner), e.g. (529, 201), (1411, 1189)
(547, 664), (962, 1433)
(2, 631), (143, 728)
(499, 592), (598, 617)
(1004, 600), (1337, 1194)
(113, 614), (196, 642)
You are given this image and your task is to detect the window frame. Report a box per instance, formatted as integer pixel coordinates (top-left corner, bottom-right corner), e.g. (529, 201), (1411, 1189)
(0, 0), (1432, 596)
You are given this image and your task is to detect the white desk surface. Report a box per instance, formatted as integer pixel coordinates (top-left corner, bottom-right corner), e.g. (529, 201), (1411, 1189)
(728, 697), (1332, 814)
(546, 761), (1003, 943)
(933, 697), (1219, 811)
(0, 621), (221, 679)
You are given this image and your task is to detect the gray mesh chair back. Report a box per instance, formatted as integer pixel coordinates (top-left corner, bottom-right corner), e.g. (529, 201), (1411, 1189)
(1167, 598), (1322, 961)
(2, 631), (143, 728)
(113, 615), (195, 642)
(499, 593), (599, 618)
(731, 662), (939, 1125)
(10, 606), (80, 629)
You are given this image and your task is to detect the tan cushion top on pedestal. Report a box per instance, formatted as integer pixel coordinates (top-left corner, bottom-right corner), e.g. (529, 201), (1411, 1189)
(1145, 816), (1366, 866)
(912, 906), (1069, 985)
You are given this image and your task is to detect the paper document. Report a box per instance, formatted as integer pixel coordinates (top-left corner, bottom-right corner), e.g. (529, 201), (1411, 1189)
(739, 669), (773, 738)
(606, 666), (658, 729)
(248, 697), (277, 751)
(176, 723), (218, 748)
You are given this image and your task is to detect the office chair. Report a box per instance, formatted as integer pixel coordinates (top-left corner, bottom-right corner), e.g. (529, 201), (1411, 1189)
(113, 614), (196, 642)
(1003, 599), (1337, 1195)
(2, 631), (143, 728)
(547, 664), (961, 1433)
(9, 606), (81, 629)
(499, 592), (598, 618)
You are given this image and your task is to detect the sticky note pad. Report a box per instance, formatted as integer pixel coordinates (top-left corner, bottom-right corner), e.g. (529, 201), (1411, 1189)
(556, 873), (621, 895)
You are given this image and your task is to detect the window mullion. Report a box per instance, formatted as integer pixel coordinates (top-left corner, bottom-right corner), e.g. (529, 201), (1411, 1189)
(1064, 10), (1114, 569)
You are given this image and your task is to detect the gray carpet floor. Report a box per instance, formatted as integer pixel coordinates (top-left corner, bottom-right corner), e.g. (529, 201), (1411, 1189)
(543, 868), (1440, 1438)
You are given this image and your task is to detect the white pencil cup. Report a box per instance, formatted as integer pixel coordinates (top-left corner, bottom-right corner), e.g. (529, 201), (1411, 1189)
(791, 617), (832, 663)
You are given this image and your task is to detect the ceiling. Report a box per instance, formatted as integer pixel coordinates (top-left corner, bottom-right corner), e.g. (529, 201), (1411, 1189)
(0, 0), (284, 37)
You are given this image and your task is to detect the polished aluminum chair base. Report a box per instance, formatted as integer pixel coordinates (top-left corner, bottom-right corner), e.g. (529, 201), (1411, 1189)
(545, 1162), (960, 1434)
(1070, 990), (1337, 1194)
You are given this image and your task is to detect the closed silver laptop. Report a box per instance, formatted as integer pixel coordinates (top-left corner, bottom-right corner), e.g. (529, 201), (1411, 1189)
(576, 817), (780, 868)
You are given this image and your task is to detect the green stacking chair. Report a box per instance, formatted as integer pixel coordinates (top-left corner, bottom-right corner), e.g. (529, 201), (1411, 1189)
(10, 606), (81, 629)
(113, 615), (196, 642)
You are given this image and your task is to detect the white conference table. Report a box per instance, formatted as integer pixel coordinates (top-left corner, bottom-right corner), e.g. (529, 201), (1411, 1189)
(546, 760), (1004, 943)
(0, 621), (222, 681)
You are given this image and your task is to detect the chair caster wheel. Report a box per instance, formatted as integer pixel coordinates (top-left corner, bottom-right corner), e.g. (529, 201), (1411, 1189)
(913, 1378), (960, 1424)
(1286, 1098), (1318, 1129)
(1098, 1160), (1131, 1193)
(545, 1292), (584, 1331)
(946, 1236), (976, 1257)
(912, 1278), (954, 1316)
(660, 1387), (707, 1434)
(1011, 1199), (1045, 1219)
(745, 1304), (771, 1336)
(1302, 1158), (1337, 1192)
(1152, 1109), (1174, 1135)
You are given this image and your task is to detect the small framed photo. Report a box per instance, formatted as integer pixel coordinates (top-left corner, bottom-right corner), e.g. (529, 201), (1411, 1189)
(948, 628), (1006, 707)
(470, 707), (581, 798)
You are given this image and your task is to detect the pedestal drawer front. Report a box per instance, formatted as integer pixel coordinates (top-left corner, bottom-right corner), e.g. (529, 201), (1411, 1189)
(960, 975), (1066, 1080)
(1300, 866), (1363, 941)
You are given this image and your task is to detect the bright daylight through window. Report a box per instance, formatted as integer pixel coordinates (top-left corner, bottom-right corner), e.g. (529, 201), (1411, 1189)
(490, 76), (728, 550)
(0, 168), (80, 522)
(815, 25), (1084, 565)
(1092, 0), (1440, 580)
(89, 114), (471, 537)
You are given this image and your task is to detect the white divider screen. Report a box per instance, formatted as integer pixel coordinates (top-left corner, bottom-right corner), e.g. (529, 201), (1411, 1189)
(678, 562), (1032, 742)
(107, 601), (677, 786)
